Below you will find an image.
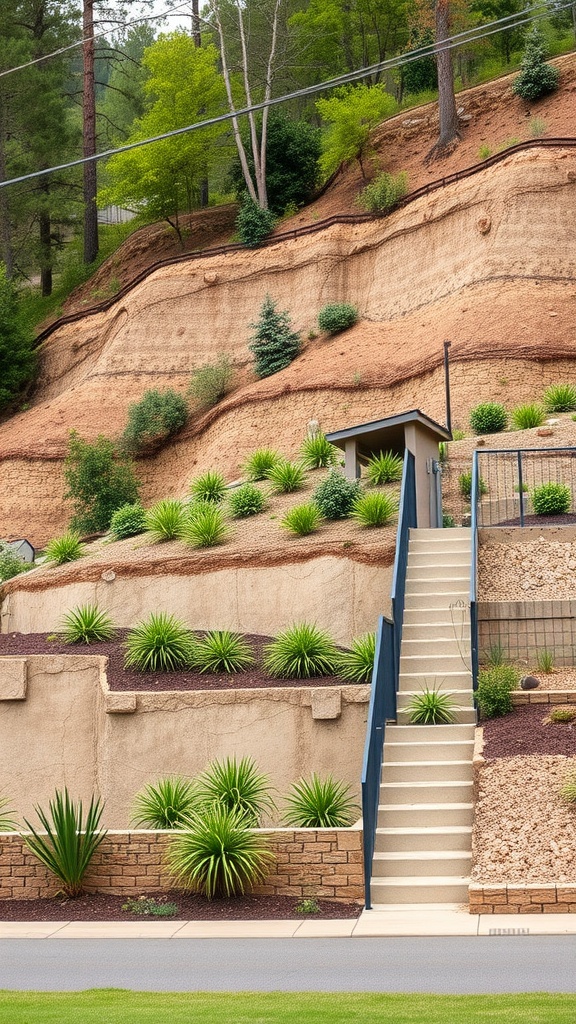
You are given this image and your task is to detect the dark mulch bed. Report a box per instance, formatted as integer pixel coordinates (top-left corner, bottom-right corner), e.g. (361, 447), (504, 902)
(0, 891), (362, 922)
(483, 704), (576, 758)
(494, 513), (576, 527)
(0, 631), (353, 692)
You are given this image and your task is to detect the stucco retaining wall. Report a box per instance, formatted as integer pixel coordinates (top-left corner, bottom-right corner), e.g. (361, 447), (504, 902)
(0, 826), (363, 903)
(0, 656), (369, 828)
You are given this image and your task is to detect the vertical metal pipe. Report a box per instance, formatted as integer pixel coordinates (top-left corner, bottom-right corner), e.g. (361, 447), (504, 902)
(518, 450), (525, 527)
(443, 341), (452, 435)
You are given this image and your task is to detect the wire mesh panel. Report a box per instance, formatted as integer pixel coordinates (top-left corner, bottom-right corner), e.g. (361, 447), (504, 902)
(476, 449), (576, 527)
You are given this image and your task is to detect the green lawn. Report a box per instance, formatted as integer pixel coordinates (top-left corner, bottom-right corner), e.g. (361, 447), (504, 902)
(1, 991), (576, 1023)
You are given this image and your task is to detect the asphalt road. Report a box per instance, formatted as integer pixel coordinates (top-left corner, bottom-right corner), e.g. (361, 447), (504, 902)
(1, 937), (576, 992)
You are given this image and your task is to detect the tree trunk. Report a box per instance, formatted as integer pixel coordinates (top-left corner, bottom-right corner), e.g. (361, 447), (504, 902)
(427, 0), (460, 161)
(83, 0), (98, 264)
(39, 206), (52, 296)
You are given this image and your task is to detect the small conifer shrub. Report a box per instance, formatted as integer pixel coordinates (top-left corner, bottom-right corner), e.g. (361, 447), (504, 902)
(317, 303), (358, 335)
(248, 295), (301, 379)
(513, 29), (560, 101)
(236, 197), (276, 248)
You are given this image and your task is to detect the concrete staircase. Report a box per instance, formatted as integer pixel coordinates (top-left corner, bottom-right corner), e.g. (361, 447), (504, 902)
(370, 527), (476, 908)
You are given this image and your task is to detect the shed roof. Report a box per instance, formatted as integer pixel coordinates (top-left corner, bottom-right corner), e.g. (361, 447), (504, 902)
(326, 409), (451, 454)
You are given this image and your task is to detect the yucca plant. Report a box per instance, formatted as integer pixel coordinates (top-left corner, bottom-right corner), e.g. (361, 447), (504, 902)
(337, 632), (376, 684)
(179, 504), (228, 548)
(168, 803), (274, 898)
(243, 448), (282, 481)
(193, 630), (254, 674)
(227, 483), (266, 519)
(283, 773), (358, 828)
(44, 532), (85, 565)
(281, 503), (323, 536)
(406, 687), (457, 725)
(351, 491), (398, 527)
(268, 460), (306, 494)
(190, 470), (227, 504)
(0, 796), (17, 831)
(144, 499), (187, 542)
(131, 776), (199, 829)
(22, 788), (107, 897)
(299, 433), (339, 470)
(264, 623), (339, 678)
(124, 612), (196, 672)
(366, 450), (403, 485)
(59, 603), (115, 645)
(511, 403), (545, 430)
(543, 383), (576, 413)
(108, 502), (146, 540)
(196, 756), (276, 824)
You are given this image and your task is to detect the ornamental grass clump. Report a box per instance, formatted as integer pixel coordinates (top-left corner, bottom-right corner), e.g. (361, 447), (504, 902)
(144, 499), (187, 542)
(317, 303), (358, 335)
(124, 612), (196, 672)
(193, 631), (254, 674)
(543, 383), (576, 413)
(179, 504), (228, 548)
(475, 665), (520, 718)
(313, 471), (361, 519)
(268, 459), (306, 494)
(189, 470), (226, 504)
(536, 648), (555, 674)
(511, 403), (545, 430)
(299, 433), (339, 470)
(131, 776), (199, 829)
(109, 502), (146, 540)
(406, 687), (457, 724)
(196, 756), (276, 825)
(23, 788), (107, 898)
(243, 448), (282, 481)
(168, 803), (274, 898)
(0, 796), (17, 831)
(188, 356), (233, 410)
(264, 623), (338, 679)
(59, 603), (114, 645)
(351, 491), (398, 528)
(227, 483), (265, 519)
(281, 502), (323, 536)
(366, 450), (403, 485)
(458, 472), (488, 501)
(531, 482), (571, 516)
(44, 532), (85, 565)
(283, 773), (358, 828)
(337, 632), (376, 684)
(469, 402), (507, 435)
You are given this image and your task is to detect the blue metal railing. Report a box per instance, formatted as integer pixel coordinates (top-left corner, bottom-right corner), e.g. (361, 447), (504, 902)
(470, 449), (479, 689)
(361, 449), (417, 909)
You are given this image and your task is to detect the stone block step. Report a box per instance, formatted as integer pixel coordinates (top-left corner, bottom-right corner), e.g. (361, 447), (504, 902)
(377, 802), (474, 828)
(383, 739), (475, 762)
(384, 724), (475, 742)
(370, 876), (470, 904)
(375, 825), (472, 853)
(396, 707), (477, 725)
(371, 849), (472, 878)
(396, 689), (474, 710)
(381, 760), (473, 782)
(379, 780), (473, 805)
(399, 653), (471, 675)
(406, 564), (470, 580)
(401, 623), (471, 642)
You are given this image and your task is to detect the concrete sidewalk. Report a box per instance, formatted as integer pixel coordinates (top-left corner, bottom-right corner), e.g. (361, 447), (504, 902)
(2, 906), (576, 938)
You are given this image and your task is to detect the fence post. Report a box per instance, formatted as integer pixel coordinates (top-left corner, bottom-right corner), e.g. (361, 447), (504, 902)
(517, 450), (525, 527)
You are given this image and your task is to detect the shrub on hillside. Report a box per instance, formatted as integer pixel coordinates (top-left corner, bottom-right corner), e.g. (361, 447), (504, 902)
(248, 295), (301, 378)
(531, 482), (571, 516)
(510, 403), (545, 430)
(228, 483), (266, 518)
(313, 471), (361, 519)
(458, 472), (488, 501)
(109, 503), (146, 540)
(120, 389), (188, 455)
(476, 665), (519, 718)
(317, 303), (358, 335)
(236, 197), (276, 248)
(543, 384), (576, 413)
(469, 402), (507, 435)
(188, 356), (233, 410)
(513, 29), (560, 101)
(0, 542), (29, 582)
(356, 171), (408, 213)
(64, 431), (140, 534)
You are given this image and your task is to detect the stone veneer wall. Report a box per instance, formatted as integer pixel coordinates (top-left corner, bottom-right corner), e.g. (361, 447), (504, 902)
(0, 828), (363, 903)
(469, 883), (576, 914)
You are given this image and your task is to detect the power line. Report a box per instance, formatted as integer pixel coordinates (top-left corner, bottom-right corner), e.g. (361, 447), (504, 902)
(0, 2), (572, 190)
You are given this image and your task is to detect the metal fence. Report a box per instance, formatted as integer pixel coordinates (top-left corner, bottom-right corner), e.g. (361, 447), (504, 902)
(475, 448), (576, 528)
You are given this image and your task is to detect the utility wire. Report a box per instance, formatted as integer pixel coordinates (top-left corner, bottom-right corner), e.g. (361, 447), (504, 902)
(0, 1), (572, 190)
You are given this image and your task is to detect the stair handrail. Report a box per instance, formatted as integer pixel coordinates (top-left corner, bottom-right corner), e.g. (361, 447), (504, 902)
(361, 447), (417, 909)
(470, 449), (479, 689)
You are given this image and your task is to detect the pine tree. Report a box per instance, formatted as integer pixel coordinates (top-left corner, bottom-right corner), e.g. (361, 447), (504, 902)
(248, 295), (301, 378)
(0, 263), (36, 410)
(513, 29), (560, 101)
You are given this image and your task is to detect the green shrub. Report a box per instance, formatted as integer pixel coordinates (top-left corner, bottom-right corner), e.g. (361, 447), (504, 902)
(0, 263), (36, 412)
(188, 356), (233, 410)
(196, 756), (276, 825)
(299, 433), (339, 470)
(478, 144), (492, 159)
(511, 403), (545, 430)
(548, 705), (576, 724)
(120, 389), (188, 455)
(190, 470), (226, 504)
(44, 532), (85, 565)
(0, 542), (29, 582)
(248, 295), (301, 378)
(236, 196), (276, 248)
(356, 170), (408, 212)
(144, 499), (187, 542)
(529, 117), (547, 138)
(0, 796), (17, 831)
(23, 788), (107, 898)
(109, 502), (146, 540)
(281, 503), (323, 536)
(228, 484), (266, 518)
(180, 504), (228, 548)
(513, 28), (560, 101)
(124, 612), (196, 672)
(60, 604), (114, 644)
(469, 402), (507, 435)
(296, 898), (320, 914)
(458, 472), (488, 501)
(193, 631), (254, 674)
(536, 648), (555, 673)
(406, 687), (457, 725)
(64, 431), (140, 534)
(531, 482), (571, 516)
(313, 471), (361, 519)
(268, 460), (306, 494)
(131, 776), (199, 829)
(560, 772), (576, 803)
(317, 303), (358, 334)
(351, 491), (399, 527)
(442, 513), (455, 528)
(123, 897), (179, 917)
(337, 632), (376, 684)
(264, 623), (339, 678)
(283, 773), (358, 828)
(366, 450), (403, 485)
(543, 384), (576, 413)
(168, 803), (274, 898)
(243, 448), (282, 481)
(476, 665), (520, 718)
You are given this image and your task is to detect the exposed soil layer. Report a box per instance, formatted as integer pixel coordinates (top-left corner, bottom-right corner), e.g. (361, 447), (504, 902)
(0, 891), (362, 921)
(482, 705), (576, 758)
(0, 631), (358, 692)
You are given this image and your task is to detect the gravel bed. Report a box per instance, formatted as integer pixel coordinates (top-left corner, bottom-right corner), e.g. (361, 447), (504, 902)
(483, 705), (576, 757)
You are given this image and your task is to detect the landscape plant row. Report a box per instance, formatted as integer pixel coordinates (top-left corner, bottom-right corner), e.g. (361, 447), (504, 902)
(467, 383), (576, 436)
(457, 473), (573, 517)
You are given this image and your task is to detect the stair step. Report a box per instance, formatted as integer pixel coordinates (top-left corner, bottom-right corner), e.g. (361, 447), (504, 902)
(370, 876), (470, 904)
(409, 541), (471, 555)
(401, 623), (471, 641)
(381, 760), (473, 782)
(406, 564), (470, 580)
(385, 724), (475, 741)
(405, 578), (470, 596)
(410, 527), (471, 539)
(396, 707), (477, 725)
(400, 637), (469, 655)
(404, 599), (471, 616)
(372, 850), (472, 877)
(375, 825), (472, 853)
(398, 673), (472, 691)
(396, 689), (474, 710)
(378, 802), (474, 827)
(399, 653), (471, 674)
(384, 740), (475, 762)
(379, 780), (473, 804)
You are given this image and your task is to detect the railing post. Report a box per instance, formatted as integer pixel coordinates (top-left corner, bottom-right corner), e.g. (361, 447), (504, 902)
(518, 450), (525, 527)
